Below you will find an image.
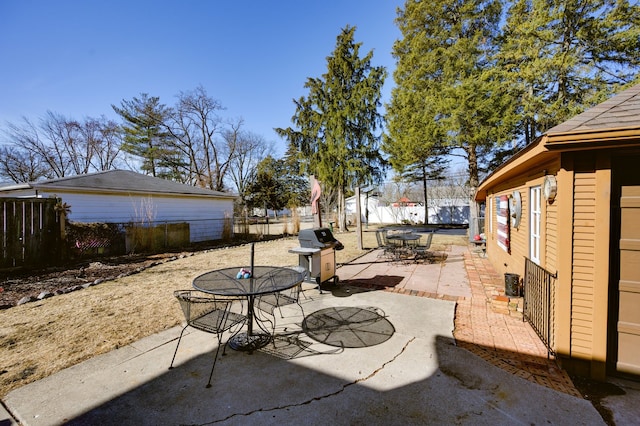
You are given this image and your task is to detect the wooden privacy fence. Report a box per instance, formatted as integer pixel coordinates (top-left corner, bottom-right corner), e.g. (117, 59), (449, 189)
(1, 198), (62, 268)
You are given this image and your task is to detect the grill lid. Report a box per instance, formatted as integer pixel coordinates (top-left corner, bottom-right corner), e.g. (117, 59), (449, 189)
(298, 227), (344, 250)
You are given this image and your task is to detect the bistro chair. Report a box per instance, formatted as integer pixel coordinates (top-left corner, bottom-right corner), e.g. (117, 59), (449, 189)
(169, 290), (247, 388)
(413, 231), (435, 262)
(255, 266), (306, 333)
(376, 229), (398, 259)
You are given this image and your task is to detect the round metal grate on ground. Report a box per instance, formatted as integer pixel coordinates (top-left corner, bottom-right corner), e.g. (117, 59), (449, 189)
(302, 306), (395, 348)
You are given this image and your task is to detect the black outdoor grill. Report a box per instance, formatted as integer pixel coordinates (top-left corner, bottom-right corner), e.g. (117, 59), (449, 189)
(289, 227), (344, 289)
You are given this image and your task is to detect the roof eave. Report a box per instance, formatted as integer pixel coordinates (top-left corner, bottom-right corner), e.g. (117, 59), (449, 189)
(475, 137), (551, 201)
(30, 184), (238, 200)
(545, 126), (640, 151)
(0, 183), (32, 192)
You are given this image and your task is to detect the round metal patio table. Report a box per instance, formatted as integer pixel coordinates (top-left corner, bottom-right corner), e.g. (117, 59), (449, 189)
(387, 233), (421, 246)
(192, 265), (304, 351)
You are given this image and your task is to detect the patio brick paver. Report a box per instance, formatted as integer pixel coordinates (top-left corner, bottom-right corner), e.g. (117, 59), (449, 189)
(454, 249), (582, 398)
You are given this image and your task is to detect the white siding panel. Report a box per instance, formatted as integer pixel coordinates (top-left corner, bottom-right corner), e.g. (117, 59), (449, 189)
(368, 205), (470, 225)
(41, 191), (234, 242)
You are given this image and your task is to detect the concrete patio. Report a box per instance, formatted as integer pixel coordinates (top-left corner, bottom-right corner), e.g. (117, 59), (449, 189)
(1, 244), (636, 425)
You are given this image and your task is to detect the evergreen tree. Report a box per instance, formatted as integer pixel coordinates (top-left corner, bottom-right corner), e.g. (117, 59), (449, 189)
(244, 156), (287, 216)
(244, 155), (305, 214)
(276, 26), (387, 231)
(112, 94), (174, 177)
(497, 0), (640, 144)
(386, 0), (514, 237)
(400, 156), (449, 224)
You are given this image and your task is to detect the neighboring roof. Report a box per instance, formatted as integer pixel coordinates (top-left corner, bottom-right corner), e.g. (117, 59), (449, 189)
(0, 170), (237, 199)
(547, 84), (640, 135)
(545, 83), (640, 149)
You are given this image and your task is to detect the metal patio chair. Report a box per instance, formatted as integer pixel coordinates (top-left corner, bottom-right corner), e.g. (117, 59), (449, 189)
(169, 290), (247, 388)
(376, 229), (398, 259)
(255, 267), (305, 333)
(413, 231), (435, 262)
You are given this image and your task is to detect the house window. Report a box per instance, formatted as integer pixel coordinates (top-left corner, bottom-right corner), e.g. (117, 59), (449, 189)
(530, 186), (541, 264)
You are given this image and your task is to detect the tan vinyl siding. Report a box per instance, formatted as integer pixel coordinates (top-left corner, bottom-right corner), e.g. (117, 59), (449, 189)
(545, 201), (558, 271)
(571, 171), (597, 356)
(540, 156), (561, 271)
(545, 199), (558, 351)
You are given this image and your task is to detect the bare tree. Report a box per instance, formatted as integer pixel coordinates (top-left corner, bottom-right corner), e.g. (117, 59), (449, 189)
(166, 86), (231, 190)
(209, 117), (240, 191)
(40, 111), (93, 176)
(1, 113), (125, 181)
(378, 180), (415, 206)
(319, 184), (339, 225)
(225, 131), (273, 215)
(227, 129), (273, 204)
(4, 116), (66, 178)
(0, 144), (48, 183)
(81, 117), (123, 171)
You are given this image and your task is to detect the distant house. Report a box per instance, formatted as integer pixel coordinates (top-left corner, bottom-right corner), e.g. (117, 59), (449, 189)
(0, 170), (237, 243)
(391, 197), (421, 207)
(345, 187), (469, 225)
(475, 83), (640, 381)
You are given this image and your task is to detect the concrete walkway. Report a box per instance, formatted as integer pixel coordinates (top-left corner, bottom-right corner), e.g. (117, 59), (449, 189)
(0, 244), (632, 425)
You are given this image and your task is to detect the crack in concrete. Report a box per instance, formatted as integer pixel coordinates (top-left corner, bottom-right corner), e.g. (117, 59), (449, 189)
(202, 337), (416, 425)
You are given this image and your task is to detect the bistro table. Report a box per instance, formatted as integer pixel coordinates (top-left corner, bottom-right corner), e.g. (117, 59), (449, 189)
(192, 265), (304, 351)
(387, 233), (421, 246)
(388, 233), (421, 251)
(385, 233), (422, 260)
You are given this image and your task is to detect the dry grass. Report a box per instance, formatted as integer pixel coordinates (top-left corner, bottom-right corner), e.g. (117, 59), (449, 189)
(0, 228), (467, 397)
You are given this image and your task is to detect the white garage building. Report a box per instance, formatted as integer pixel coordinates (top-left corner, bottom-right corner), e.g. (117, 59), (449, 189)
(0, 170), (237, 243)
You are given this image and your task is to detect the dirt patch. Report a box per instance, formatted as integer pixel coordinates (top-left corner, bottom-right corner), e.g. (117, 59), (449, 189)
(1, 253), (189, 308)
(0, 236), (290, 308)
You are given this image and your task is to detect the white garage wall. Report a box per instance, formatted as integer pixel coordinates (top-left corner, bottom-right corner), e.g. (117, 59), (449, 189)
(43, 191), (234, 242)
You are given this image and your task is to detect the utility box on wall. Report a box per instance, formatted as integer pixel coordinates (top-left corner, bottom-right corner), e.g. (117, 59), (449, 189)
(505, 273), (521, 297)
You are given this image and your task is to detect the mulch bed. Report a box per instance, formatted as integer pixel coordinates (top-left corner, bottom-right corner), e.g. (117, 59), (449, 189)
(0, 253), (180, 309)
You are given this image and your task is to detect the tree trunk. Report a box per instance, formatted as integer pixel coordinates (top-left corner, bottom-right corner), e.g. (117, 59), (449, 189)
(355, 187), (363, 249)
(467, 145), (480, 240)
(421, 167), (429, 225)
(338, 187), (348, 232)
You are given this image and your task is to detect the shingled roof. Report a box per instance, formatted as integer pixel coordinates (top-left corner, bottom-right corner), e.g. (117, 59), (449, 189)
(3, 170), (236, 198)
(475, 83), (640, 199)
(547, 83), (640, 135)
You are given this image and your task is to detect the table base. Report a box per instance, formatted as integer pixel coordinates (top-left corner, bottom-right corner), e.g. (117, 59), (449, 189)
(228, 332), (271, 352)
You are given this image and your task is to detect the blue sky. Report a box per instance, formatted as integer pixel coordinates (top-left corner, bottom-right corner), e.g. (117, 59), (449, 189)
(0, 1), (403, 156)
